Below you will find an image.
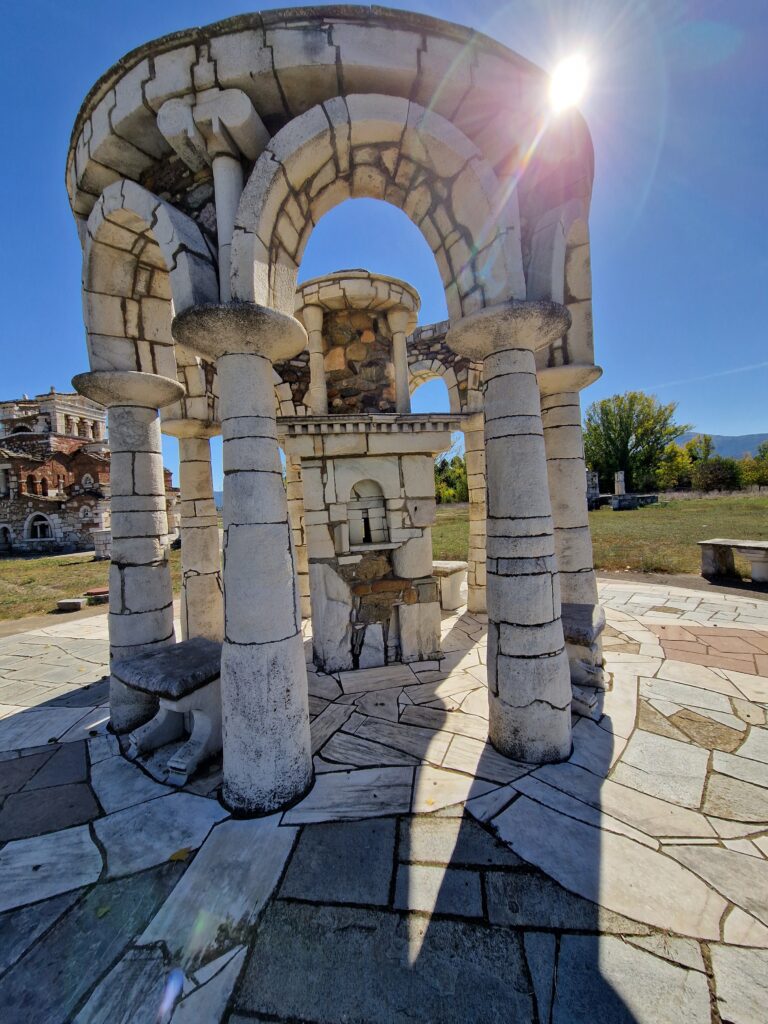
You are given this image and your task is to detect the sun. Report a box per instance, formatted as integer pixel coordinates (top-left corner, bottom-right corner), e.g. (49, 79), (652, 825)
(549, 54), (589, 112)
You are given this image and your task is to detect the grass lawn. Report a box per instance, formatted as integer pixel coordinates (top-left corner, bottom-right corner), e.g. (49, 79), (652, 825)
(432, 496), (768, 579)
(0, 548), (181, 622)
(1, 496), (765, 623)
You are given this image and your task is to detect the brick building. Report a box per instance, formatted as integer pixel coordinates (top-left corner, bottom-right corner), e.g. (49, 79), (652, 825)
(0, 388), (178, 555)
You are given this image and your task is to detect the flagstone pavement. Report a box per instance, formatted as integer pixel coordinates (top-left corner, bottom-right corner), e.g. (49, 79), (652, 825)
(0, 579), (767, 1023)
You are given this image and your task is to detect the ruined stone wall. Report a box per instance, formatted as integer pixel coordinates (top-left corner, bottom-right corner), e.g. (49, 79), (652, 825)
(0, 492), (109, 554)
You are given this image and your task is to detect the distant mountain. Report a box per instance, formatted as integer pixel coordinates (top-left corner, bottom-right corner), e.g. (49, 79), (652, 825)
(678, 432), (768, 458)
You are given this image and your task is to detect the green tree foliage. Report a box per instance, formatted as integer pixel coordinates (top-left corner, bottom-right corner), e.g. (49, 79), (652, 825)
(684, 434), (715, 463)
(435, 454), (468, 504)
(655, 442), (693, 490)
(757, 440), (768, 462)
(690, 456), (741, 491)
(583, 392), (691, 491)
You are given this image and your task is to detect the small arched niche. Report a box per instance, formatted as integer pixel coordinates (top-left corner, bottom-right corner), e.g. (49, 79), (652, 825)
(348, 479), (389, 547)
(27, 513), (52, 540)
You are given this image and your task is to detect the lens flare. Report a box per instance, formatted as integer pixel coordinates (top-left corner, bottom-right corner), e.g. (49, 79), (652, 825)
(549, 54), (589, 112)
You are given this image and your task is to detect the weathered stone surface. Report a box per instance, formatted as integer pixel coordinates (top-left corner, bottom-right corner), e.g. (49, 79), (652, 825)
(140, 815), (295, 969)
(399, 815), (522, 867)
(0, 825), (102, 913)
(611, 730), (709, 808)
(280, 818), (395, 906)
(282, 766), (413, 824)
(703, 772), (768, 822)
(394, 863), (482, 917)
(552, 935), (711, 1024)
(90, 754), (173, 813)
(72, 947), (166, 1024)
(710, 945), (768, 1024)
(0, 864), (183, 1024)
(94, 792), (228, 878)
(171, 946), (247, 1022)
(0, 781), (100, 841)
(667, 845), (768, 926)
(235, 902), (534, 1022)
(0, 890), (82, 975)
(493, 797), (726, 936)
(24, 742), (87, 790)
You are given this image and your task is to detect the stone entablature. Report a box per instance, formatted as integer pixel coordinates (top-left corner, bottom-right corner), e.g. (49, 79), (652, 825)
(0, 388), (105, 441)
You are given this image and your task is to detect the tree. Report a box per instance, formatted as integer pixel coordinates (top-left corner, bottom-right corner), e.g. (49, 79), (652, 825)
(684, 434), (714, 463)
(655, 442), (692, 490)
(757, 440), (768, 462)
(691, 456), (741, 492)
(583, 392), (691, 492)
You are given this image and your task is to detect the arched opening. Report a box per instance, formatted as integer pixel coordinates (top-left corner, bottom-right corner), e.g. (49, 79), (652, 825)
(348, 479), (388, 546)
(26, 475), (37, 495)
(40, 478), (49, 497)
(0, 526), (11, 555)
(11, 424), (32, 434)
(28, 514), (52, 540)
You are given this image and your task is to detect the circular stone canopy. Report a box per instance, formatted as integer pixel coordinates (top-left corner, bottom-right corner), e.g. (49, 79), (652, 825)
(295, 270), (420, 333)
(65, 6), (594, 220)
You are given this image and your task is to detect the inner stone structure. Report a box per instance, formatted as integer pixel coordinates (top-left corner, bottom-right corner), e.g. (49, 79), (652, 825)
(285, 270), (459, 672)
(67, 5), (605, 813)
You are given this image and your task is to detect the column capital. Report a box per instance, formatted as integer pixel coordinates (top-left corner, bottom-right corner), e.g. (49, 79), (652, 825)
(72, 370), (185, 410)
(299, 303), (325, 334)
(157, 89), (269, 169)
(386, 305), (416, 335)
(446, 300), (570, 361)
(538, 363), (602, 396)
(172, 302), (307, 364)
(162, 417), (221, 439)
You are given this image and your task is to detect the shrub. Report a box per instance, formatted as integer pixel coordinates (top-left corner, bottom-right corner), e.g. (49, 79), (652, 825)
(690, 456), (741, 491)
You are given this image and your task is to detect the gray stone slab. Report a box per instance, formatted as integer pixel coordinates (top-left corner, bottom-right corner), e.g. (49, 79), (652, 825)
(552, 935), (710, 1024)
(736, 726), (768, 765)
(0, 863), (183, 1024)
(0, 707), (91, 753)
(90, 754), (173, 813)
(485, 869), (650, 934)
(140, 815), (296, 970)
(320, 729), (419, 767)
(171, 946), (247, 1023)
(352, 716), (451, 763)
(23, 741), (87, 790)
(0, 890), (82, 975)
(399, 815), (522, 867)
(493, 797), (726, 937)
(339, 663), (415, 694)
(310, 702), (354, 754)
(280, 817), (395, 906)
(611, 730), (709, 808)
(524, 932), (556, 1024)
(354, 686), (402, 722)
(72, 947), (166, 1024)
(0, 782), (100, 841)
(712, 749), (768, 787)
(703, 772), (768, 822)
(235, 901), (534, 1023)
(282, 766), (413, 825)
(394, 863), (482, 917)
(0, 749), (53, 796)
(94, 792), (229, 878)
(667, 845), (768, 926)
(0, 824), (102, 913)
(112, 636), (221, 698)
(710, 945), (768, 1024)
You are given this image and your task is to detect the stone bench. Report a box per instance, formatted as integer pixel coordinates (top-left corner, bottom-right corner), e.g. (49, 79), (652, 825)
(112, 637), (222, 786)
(57, 597), (87, 613)
(432, 560), (468, 611)
(698, 538), (768, 583)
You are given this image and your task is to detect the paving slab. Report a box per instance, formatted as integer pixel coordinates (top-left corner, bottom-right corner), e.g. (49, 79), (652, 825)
(171, 946), (246, 1023)
(140, 814), (296, 970)
(94, 792), (229, 878)
(71, 947), (167, 1024)
(710, 945), (768, 1024)
(552, 935), (711, 1024)
(667, 844), (768, 926)
(0, 863), (183, 1024)
(0, 889), (82, 975)
(282, 766), (413, 824)
(0, 781), (100, 841)
(0, 824), (102, 912)
(280, 817), (394, 906)
(611, 730), (709, 808)
(235, 901), (534, 1023)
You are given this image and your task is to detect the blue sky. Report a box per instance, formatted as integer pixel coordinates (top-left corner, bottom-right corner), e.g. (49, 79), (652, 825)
(2, 1), (766, 487)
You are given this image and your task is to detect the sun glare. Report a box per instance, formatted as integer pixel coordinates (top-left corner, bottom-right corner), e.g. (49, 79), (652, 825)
(550, 54), (589, 112)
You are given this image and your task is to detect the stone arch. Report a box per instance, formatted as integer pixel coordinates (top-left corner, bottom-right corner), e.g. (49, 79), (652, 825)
(11, 424), (31, 434)
(231, 94), (526, 319)
(408, 361), (461, 414)
(26, 475), (36, 495)
(83, 179), (221, 424)
(25, 512), (54, 540)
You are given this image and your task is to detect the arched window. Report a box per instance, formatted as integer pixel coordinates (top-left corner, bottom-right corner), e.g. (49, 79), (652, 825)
(28, 514), (52, 540)
(81, 473), (94, 490)
(80, 505), (93, 520)
(26, 475), (37, 495)
(348, 480), (388, 546)
(11, 424), (32, 434)
(40, 478), (49, 497)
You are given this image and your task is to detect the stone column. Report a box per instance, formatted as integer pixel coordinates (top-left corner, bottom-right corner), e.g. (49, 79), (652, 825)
(387, 307), (412, 415)
(446, 302), (573, 763)
(463, 413), (487, 614)
(285, 453), (311, 618)
(539, 365), (605, 685)
(72, 370), (185, 733)
(211, 154), (243, 302)
(172, 303), (312, 814)
(302, 304), (328, 414)
(163, 420), (224, 642)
